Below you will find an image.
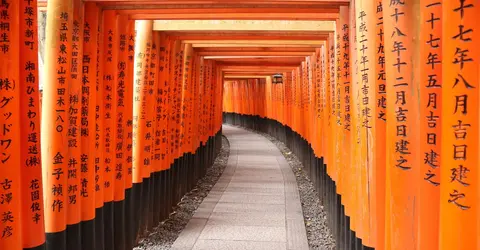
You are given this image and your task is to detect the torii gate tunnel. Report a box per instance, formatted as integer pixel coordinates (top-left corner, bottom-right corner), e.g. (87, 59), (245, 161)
(0, 0), (478, 249)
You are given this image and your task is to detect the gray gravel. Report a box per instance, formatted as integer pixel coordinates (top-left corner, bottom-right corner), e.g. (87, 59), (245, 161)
(134, 136), (230, 250)
(245, 128), (336, 250)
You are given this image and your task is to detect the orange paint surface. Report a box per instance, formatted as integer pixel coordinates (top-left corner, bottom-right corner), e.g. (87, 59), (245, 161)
(41, 0), (72, 233)
(81, 2), (99, 220)
(383, 1), (421, 249)
(418, 1), (442, 249)
(67, 0), (84, 225)
(0, 0), (22, 248)
(102, 10), (118, 202)
(440, 1), (479, 250)
(19, 0), (46, 247)
(132, 20), (153, 184)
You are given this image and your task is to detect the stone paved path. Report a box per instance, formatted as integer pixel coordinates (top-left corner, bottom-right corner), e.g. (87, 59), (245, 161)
(171, 125), (309, 250)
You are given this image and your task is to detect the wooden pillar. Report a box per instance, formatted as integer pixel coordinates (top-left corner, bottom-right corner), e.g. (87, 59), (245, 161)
(42, 0), (73, 248)
(355, 0), (378, 247)
(383, 0), (422, 249)
(0, 0), (22, 249)
(191, 55), (200, 153)
(66, 1), (83, 248)
(80, 3), (98, 249)
(101, 10), (118, 250)
(94, 8), (105, 250)
(182, 44), (194, 155)
(157, 34), (170, 172)
(168, 40), (181, 161)
(140, 22), (153, 234)
(374, 0), (386, 249)
(348, 0), (358, 236)
(124, 17), (135, 250)
(19, 0), (46, 248)
(419, 1), (442, 250)
(132, 19), (153, 238)
(146, 31), (160, 230)
(440, 1), (478, 249)
(113, 14), (129, 250)
(314, 49), (323, 158)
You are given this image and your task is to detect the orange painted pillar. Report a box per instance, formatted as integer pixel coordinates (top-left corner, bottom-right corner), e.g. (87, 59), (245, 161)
(373, 0), (386, 249)
(198, 57), (206, 145)
(314, 49), (323, 159)
(356, 0), (378, 246)
(19, 0), (46, 248)
(320, 45), (328, 162)
(157, 34), (171, 172)
(326, 33), (335, 179)
(94, 8), (105, 250)
(66, 1), (84, 248)
(146, 31), (160, 230)
(348, 0), (358, 235)
(334, 19), (342, 200)
(383, 0), (422, 249)
(80, 3), (98, 249)
(418, 1), (442, 250)
(0, 0), (21, 249)
(440, 1), (478, 250)
(101, 10), (118, 250)
(95, 7), (105, 249)
(168, 40), (182, 162)
(132, 20), (153, 238)
(192, 55), (201, 153)
(112, 14), (130, 250)
(124, 17), (135, 250)
(338, 6), (352, 244)
(41, 0), (73, 248)
(140, 23), (153, 234)
(182, 44), (194, 157)
(153, 33), (167, 225)
(176, 44), (185, 161)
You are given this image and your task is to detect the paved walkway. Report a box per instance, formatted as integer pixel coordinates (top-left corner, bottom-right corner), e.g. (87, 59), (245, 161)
(172, 125), (309, 250)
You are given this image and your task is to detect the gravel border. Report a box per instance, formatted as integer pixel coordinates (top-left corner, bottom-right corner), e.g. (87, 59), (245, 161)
(134, 136), (230, 250)
(242, 127), (336, 250)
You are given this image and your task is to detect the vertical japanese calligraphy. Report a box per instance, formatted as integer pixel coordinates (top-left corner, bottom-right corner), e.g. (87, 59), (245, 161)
(383, 0), (422, 249)
(0, 0), (21, 249)
(67, 0), (84, 236)
(102, 10), (117, 205)
(440, 1), (478, 249)
(132, 20), (152, 184)
(81, 3), (98, 250)
(125, 19), (135, 188)
(115, 14), (128, 203)
(157, 34), (170, 171)
(374, 0), (386, 249)
(419, 1), (442, 249)
(42, 0), (72, 247)
(19, 0), (46, 248)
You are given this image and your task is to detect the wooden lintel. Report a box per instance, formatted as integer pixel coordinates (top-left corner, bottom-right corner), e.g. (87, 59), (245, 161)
(198, 51), (315, 56)
(192, 44), (322, 48)
(128, 12), (338, 20)
(169, 34), (328, 41)
(153, 20), (335, 31)
(196, 47), (317, 52)
(187, 40), (323, 45)
(115, 7), (338, 14)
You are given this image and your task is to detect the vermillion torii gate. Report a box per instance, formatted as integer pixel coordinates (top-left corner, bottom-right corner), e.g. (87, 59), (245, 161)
(0, 0), (478, 250)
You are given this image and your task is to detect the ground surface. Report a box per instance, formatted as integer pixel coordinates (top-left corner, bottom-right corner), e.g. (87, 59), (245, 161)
(135, 125), (335, 250)
(170, 125), (309, 250)
(253, 129), (336, 250)
(134, 136), (230, 250)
